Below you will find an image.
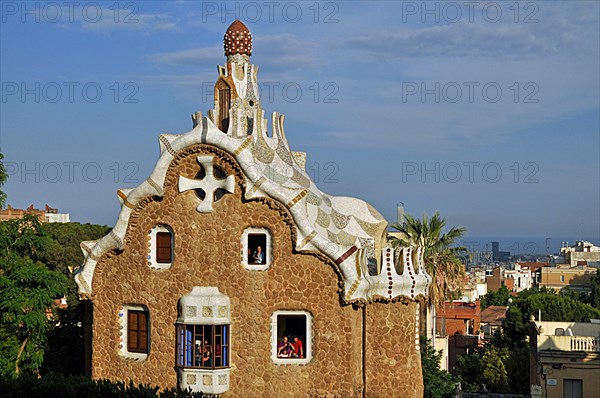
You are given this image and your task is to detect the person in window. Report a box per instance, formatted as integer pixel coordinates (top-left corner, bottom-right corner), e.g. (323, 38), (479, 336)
(252, 246), (264, 264)
(194, 340), (202, 366)
(291, 335), (304, 359)
(202, 340), (213, 367)
(277, 336), (293, 358)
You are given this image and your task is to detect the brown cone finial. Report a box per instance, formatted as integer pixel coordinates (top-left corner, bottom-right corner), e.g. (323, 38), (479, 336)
(224, 20), (252, 57)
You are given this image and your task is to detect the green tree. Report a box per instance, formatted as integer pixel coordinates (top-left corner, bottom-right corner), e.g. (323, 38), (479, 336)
(504, 287), (600, 342)
(0, 215), (68, 377)
(480, 346), (509, 393)
(389, 212), (467, 306)
(38, 222), (109, 375)
(0, 151), (7, 208)
(590, 269), (600, 309)
(505, 344), (530, 395)
(480, 285), (511, 309)
(455, 341), (518, 394)
(454, 347), (483, 391)
(420, 337), (459, 398)
(458, 286), (600, 395)
(39, 222), (110, 306)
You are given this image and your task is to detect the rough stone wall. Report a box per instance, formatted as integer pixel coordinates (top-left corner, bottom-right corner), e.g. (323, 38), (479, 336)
(365, 301), (423, 398)
(89, 144), (420, 397)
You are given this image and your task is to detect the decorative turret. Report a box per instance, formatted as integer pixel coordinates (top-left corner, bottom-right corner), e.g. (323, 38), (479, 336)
(208, 20), (265, 138)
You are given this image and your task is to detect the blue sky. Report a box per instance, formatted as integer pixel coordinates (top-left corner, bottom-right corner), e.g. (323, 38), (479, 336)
(1, 0), (599, 252)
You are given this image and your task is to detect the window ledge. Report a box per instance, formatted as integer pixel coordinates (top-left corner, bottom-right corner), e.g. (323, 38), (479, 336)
(118, 352), (148, 361)
(272, 357), (311, 366)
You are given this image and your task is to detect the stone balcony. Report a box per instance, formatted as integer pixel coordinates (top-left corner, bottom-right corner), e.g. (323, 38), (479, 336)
(538, 335), (600, 352)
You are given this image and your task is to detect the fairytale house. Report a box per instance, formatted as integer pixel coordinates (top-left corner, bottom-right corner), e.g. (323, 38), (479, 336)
(75, 21), (431, 398)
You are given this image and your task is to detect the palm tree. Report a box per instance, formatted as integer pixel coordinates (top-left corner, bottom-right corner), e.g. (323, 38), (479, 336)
(389, 212), (467, 336)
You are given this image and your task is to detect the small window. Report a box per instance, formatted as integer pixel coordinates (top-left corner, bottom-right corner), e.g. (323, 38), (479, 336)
(148, 225), (174, 269)
(128, 310), (149, 353)
(271, 311), (312, 365)
(560, 275), (565, 282)
(248, 233), (266, 264)
(119, 305), (150, 360)
(176, 324), (230, 369)
(241, 228), (272, 270)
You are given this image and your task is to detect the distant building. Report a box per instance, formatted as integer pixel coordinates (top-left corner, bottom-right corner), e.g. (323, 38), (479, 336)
(561, 241), (600, 268)
(476, 282), (488, 298)
(530, 320), (600, 398)
(436, 301), (481, 372)
(492, 241), (499, 254)
(540, 265), (596, 293)
(486, 263), (534, 293)
(505, 263), (533, 292)
(480, 305), (507, 338)
(486, 266), (504, 292)
(492, 241), (510, 262)
(516, 261), (550, 287)
(468, 250), (492, 267)
(459, 282), (487, 303)
(0, 204), (70, 223)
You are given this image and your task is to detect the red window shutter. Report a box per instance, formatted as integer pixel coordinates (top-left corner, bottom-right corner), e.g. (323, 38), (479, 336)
(156, 232), (172, 263)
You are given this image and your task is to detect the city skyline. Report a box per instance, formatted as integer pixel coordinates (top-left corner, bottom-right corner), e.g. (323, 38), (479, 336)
(1, 1), (598, 241)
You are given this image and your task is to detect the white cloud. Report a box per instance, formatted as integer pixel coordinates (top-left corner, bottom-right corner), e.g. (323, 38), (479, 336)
(149, 47), (222, 66)
(139, 0), (599, 153)
(81, 12), (179, 33)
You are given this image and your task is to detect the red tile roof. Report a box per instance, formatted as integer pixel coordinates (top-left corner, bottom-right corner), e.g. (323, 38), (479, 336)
(480, 306), (507, 325)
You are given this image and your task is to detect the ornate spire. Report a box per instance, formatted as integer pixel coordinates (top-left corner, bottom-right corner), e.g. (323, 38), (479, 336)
(224, 20), (252, 57)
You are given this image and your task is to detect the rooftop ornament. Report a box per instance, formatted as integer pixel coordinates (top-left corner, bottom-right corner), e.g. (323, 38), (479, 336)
(224, 20), (252, 57)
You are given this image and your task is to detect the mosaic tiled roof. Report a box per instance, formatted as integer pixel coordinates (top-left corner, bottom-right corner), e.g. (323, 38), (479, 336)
(74, 23), (431, 304)
(224, 20), (252, 56)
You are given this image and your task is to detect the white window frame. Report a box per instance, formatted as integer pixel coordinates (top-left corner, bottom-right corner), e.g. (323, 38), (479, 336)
(271, 310), (312, 365)
(241, 227), (272, 270)
(148, 224), (174, 270)
(119, 305), (150, 360)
